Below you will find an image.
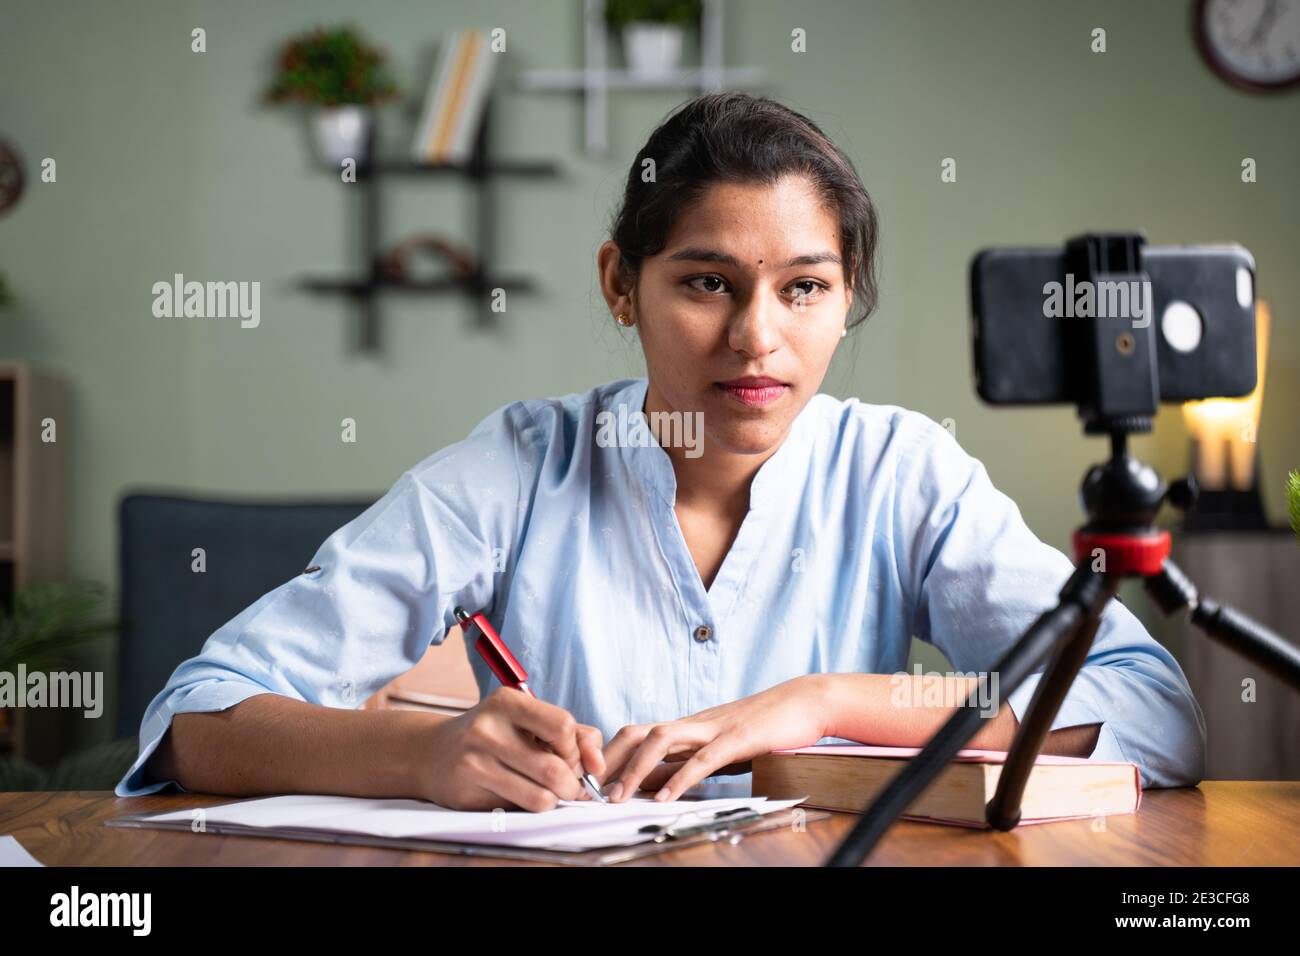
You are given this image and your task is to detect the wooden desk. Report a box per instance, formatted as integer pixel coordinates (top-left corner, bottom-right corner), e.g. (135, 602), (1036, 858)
(2, 782), (1295, 866)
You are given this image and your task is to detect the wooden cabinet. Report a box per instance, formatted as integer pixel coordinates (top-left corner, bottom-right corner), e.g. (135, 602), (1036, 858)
(1165, 529), (1300, 780)
(0, 362), (69, 760)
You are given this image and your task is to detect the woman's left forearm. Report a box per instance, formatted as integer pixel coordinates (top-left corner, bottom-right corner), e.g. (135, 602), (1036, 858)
(812, 673), (1101, 757)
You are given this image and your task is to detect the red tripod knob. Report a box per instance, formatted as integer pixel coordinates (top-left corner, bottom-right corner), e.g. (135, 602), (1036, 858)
(1072, 529), (1171, 576)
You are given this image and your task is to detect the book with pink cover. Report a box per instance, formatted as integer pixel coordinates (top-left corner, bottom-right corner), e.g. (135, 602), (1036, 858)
(760, 743), (1142, 828)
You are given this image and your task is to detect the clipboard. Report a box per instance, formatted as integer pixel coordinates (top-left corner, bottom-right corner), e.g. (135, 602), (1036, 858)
(105, 803), (832, 866)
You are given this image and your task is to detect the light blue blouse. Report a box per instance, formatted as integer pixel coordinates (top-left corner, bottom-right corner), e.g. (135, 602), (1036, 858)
(116, 377), (1205, 797)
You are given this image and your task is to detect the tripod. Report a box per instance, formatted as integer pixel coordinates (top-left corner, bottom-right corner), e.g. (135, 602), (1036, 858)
(827, 432), (1300, 866)
(826, 235), (1300, 867)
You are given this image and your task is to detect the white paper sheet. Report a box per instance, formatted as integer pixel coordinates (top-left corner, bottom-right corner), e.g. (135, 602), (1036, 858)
(0, 834), (45, 867)
(144, 793), (807, 851)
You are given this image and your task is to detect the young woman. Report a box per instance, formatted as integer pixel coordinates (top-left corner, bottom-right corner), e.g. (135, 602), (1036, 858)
(117, 92), (1205, 810)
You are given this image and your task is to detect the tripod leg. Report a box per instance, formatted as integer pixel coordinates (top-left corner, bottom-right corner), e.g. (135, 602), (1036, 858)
(985, 570), (1118, 830)
(1146, 559), (1300, 691)
(825, 565), (1107, 867)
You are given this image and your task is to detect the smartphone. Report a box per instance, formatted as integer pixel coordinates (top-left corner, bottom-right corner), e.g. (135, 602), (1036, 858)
(971, 242), (1257, 405)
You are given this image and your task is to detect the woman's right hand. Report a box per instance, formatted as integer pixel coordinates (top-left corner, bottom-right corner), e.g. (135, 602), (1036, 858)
(411, 687), (606, 812)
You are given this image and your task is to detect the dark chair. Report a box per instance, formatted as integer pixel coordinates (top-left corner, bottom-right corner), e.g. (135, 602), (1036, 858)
(116, 492), (375, 739)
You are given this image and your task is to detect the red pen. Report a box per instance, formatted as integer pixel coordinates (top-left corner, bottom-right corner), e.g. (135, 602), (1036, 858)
(453, 606), (607, 803)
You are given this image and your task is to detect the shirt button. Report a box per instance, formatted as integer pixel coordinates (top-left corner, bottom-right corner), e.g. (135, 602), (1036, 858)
(693, 625), (712, 642)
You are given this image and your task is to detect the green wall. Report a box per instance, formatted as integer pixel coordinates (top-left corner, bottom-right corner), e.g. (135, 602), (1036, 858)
(2, 0), (1296, 748)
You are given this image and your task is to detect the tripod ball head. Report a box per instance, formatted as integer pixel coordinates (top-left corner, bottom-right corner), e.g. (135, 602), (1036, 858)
(1080, 453), (1167, 529)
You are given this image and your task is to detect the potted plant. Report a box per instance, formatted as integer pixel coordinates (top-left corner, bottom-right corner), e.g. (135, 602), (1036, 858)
(1289, 469), (1299, 544)
(0, 580), (116, 767)
(606, 0), (703, 77)
(265, 25), (398, 166)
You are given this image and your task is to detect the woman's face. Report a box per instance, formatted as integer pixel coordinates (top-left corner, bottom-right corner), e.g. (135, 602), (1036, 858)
(601, 174), (852, 459)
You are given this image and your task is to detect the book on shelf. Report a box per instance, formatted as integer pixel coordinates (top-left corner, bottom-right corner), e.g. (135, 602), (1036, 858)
(411, 28), (497, 165)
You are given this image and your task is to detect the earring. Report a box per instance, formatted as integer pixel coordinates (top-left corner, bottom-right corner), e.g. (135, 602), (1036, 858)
(841, 327), (848, 338)
(616, 312), (634, 327)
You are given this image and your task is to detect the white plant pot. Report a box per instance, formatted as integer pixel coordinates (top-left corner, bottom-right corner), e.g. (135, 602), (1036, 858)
(622, 22), (685, 77)
(313, 106), (371, 166)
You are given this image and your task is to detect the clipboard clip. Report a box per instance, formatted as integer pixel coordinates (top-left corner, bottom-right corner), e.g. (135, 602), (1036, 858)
(637, 806), (764, 845)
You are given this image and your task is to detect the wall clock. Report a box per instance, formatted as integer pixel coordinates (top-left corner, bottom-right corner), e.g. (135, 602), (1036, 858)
(1196, 0), (1300, 91)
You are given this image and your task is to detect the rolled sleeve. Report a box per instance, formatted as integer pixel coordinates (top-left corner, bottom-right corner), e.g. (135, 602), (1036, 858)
(1003, 665), (1129, 769)
(115, 402), (537, 797)
(117, 680), (274, 797)
(903, 414), (1206, 790)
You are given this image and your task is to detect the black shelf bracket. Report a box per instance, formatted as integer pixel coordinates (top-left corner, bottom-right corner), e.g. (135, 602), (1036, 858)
(300, 94), (560, 353)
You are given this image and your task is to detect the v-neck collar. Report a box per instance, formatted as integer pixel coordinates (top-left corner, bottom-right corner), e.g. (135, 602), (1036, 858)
(605, 378), (817, 617)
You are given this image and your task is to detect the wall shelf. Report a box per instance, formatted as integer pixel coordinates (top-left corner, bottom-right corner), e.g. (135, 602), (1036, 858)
(300, 97), (561, 352)
(518, 0), (766, 155)
(350, 158), (559, 177)
(520, 67), (763, 92)
(300, 275), (537, 296)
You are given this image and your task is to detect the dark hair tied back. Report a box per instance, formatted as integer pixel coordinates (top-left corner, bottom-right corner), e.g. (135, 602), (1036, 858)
(609, 91), (879, 329)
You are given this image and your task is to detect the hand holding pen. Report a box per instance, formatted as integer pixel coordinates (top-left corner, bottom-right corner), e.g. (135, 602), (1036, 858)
(411, 684), (606, 812)
(426, 606), (606, 808)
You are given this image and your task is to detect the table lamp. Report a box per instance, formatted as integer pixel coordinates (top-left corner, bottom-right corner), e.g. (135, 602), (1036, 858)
(1181, 301), (1271, 530)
